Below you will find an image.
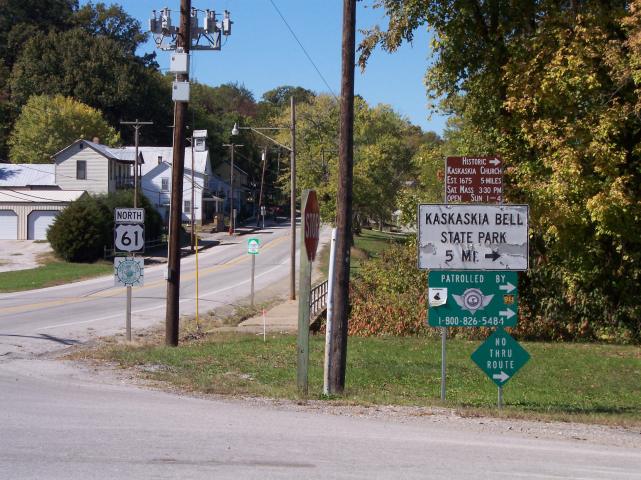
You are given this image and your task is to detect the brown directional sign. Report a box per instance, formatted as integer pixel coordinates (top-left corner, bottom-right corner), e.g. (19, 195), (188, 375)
(445, 156), (503, 204)
(303, 190), (320, 262)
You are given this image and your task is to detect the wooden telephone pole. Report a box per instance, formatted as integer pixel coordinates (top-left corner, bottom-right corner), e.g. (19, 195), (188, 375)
(328, 0), (356, 394)
(165, 0), (191, 346)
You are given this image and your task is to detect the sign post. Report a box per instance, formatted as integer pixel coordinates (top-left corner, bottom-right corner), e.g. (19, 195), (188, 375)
(114, 208), (145, 341)
(247, 237), (260, 307)
(297, 189), (320, 396)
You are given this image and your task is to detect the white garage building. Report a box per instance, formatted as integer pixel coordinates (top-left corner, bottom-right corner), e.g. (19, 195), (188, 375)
(0, 190), (86, 240)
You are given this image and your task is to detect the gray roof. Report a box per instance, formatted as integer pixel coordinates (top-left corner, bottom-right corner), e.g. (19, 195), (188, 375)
(0, 164), (56, 187)
(52, 139), (136, 163)
(0, 189), (85, 203)
(120, 146), (209, 176)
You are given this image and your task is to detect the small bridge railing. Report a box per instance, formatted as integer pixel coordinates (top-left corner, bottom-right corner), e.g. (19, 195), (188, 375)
(310, 280), (328, 320)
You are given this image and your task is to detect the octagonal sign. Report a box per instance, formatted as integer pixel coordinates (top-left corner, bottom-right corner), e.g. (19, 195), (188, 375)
(304, 190), (320, 262)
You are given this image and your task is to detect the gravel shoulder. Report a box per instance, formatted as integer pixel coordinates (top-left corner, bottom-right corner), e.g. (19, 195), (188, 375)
(45, 348), (641, 451)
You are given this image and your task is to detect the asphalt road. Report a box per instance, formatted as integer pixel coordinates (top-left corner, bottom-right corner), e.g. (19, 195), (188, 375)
(1, 225), (640, 479)
(1, 359), (639, 480)
(0, 222), (321, 358)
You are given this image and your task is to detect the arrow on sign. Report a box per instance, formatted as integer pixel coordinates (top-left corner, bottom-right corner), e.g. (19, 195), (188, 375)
(489, 158), (501, 166)
(499, 282), (516, 293)
(485, 250), (501, 261)
(499, 308), (516, 319)
(492, 371), (510, 383)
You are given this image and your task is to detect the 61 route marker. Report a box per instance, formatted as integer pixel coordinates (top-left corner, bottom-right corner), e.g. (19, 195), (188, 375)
(114, 224), (145, 252)
(418, 204), (529, 271)
(428, 271), (518, 327)
(471, 328), (530, 387)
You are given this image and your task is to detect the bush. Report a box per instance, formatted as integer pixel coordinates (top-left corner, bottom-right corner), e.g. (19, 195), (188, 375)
(47, 195), (110, 262)
(349, 239), (429, 336)
(47, 191), (163, 262)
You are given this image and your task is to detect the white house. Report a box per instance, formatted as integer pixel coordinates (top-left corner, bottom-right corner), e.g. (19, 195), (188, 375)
(51, 139), (136, 194)
(124, 146), (223, 224)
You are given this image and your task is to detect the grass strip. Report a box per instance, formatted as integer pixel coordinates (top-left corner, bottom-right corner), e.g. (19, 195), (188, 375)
(0, 260), (112, 292)
(89, 333), (641, 426)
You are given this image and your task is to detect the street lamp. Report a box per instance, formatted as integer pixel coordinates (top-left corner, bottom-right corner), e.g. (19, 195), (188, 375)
(222, 136), (243, 235)
(231, 96), (297, 301)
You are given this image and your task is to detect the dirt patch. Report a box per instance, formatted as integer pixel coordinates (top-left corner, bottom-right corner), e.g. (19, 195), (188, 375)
(0, 241), (54, 272)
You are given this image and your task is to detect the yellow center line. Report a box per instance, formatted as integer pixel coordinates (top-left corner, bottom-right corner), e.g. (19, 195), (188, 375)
(0, 234), (290, 317)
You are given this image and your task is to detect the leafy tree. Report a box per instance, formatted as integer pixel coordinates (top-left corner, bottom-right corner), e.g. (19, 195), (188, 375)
(0, 0), (76, 69)
(72, 2), (147, 54)
(8, 94), (120, 164)
(360, 0), (641, 341)
(9, 28), (172, 146)
(270, 94), (423, 230)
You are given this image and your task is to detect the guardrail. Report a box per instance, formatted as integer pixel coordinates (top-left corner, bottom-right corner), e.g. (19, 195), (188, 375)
(310, 279), (328, 320)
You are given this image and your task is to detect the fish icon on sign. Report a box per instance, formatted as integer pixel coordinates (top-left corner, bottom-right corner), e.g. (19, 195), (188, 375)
(452, 288), (494, 314)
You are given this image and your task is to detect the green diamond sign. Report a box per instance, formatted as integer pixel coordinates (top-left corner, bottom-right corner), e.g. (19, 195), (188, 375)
(471, 328), (530, 387)
(427, 270), (518, 327)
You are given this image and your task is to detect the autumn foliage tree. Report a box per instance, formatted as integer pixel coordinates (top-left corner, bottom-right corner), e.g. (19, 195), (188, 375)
(8, 95), (120, 164)
(358, 0), (641, 341)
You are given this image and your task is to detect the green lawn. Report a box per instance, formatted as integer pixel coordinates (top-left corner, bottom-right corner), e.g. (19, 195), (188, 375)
(92, 333), (641, 426)
(318, 228), (407, 277)
(0, 260), (113, 292)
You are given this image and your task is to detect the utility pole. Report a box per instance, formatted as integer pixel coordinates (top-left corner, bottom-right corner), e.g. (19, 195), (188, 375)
(290, 96), (297, 301)
(165, 0), (191, 347)
(223, 142), (243, 234)
(120, 120), (153, 207)
(328, 0), (356, 394)
(150, 3), (233, 347)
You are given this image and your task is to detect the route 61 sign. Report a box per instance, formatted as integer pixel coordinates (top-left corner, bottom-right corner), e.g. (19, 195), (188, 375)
(114, 257), (144, 286)
(114, 224), (145, 253)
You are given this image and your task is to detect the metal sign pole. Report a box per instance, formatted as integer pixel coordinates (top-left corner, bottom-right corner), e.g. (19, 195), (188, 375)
(126, 286), (132, 341)
(498, 386), (503, 410)
(440, 319), (447, 399)
(251, 254), (256, 307)
(441, 157), (448, 401)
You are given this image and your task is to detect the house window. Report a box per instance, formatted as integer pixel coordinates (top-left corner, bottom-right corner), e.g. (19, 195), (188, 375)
(161, 177), (169, 192)
(184, 200), (191, 212)
(76, 160), (87, 180)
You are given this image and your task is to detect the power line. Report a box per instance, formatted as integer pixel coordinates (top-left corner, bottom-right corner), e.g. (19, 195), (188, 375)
(267, 0), (339, 100)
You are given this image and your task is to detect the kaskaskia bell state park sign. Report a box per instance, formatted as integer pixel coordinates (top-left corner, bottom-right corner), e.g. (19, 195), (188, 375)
(418, 204), (529, 271)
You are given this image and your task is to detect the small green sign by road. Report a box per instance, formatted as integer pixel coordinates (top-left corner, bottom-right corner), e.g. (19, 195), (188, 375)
(427, 270), (518, 327)
(247, 237), (260, 255)
(471, 328), (530, 387)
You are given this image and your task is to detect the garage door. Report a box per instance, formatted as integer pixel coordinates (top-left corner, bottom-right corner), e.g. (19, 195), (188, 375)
(0, 210), (18, 240)
(28, 211), (59, 240)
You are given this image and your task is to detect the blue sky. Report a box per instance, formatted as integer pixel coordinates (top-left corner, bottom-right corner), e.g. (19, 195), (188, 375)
(101, 1), (448, 134)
